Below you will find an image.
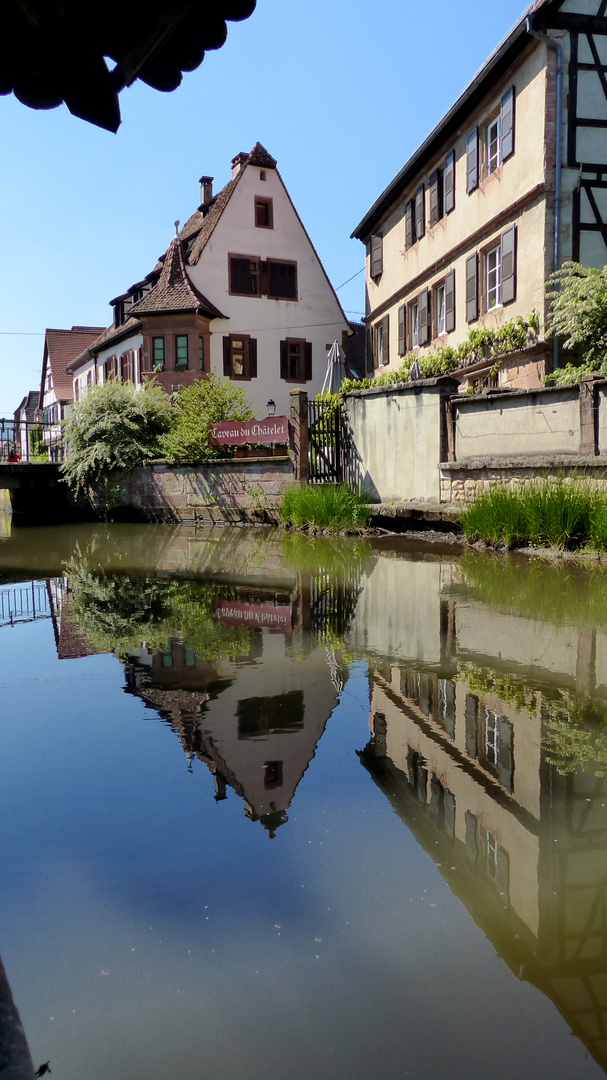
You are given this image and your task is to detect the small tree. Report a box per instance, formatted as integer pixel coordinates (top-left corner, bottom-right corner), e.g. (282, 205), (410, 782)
(161, 372), (253, 461)
(61, 380), (174, 496)
(546, 261), (607, 370)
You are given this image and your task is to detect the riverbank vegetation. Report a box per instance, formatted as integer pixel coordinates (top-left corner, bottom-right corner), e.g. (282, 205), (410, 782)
(280, 483), (370, 532)
(461, 481), (607, 552)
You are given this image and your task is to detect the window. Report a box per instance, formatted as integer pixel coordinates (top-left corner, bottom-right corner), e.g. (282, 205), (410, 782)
(410, 301), (420, 348)
(280, 338), (312, 381)
(175, 335), (188, 371)
(153, 337), (165, 370)
(260, 170), (266, 181)
(409, 288), (429, 348)
(229, 255), (260, 295)
(223, 334), (257, 380)
(429, 169), (444, 227)
(268, 260), (297, 299)
(486, 244), (501, 310)
(370, 234), (383, 277)
(487, 115), (501, 174)
(372, 315), (389, 368)
(466, 127), (479, 193)
(444, 149), (455, 214)
(264, 761), (283, 789)
(254, 196), (273, 228)
(435, 284), (446, 336)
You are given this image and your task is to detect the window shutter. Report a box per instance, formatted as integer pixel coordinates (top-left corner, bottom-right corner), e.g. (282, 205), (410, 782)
(405, 200), (414, 248)
(304, 341), (312, 380)
(466, 128), (479, 193)
(465, 695), (478, 757)
(280, 340), (288, 379)
(444, 150), (455, 213)
(366, 326), (374, 373)
(415, 185), (425, 240)
(465, 254), (478, 322)
(498, 719), (513, 791)
(418, 288), (429, 346)
(370, 234), (383, 277)
(381, 314), (389, 366)
(429, 169), (442, 226)
(223, 336), (232, 376)
(398, 303), (406, 355)
(501, 224), (517, 303)
(500, 86), (515, 161)
(260, 260), (269, 296)
(444, 269), (455, 333)
(248, 338), (257, 379)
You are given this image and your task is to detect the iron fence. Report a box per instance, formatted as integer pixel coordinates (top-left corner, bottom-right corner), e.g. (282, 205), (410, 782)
(308, 399), (346, 484)
(0, 419), (64, 463)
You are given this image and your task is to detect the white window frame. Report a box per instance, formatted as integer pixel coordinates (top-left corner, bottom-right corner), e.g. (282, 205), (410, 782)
(487, 115), (501, 174)
(486, 244), (501, 310)
(436, 284), (446, 336)
(485, 707), (500, 769)
(410, 302), (420, 348)
(376, 323), (384, 366)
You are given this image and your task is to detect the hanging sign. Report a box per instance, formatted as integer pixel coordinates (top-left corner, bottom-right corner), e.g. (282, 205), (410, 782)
(214, 600), (292, 633)
(208, 415), (289, 445)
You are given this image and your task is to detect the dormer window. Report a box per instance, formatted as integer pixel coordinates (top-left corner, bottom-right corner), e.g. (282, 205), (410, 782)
(113, 300), (125, 327)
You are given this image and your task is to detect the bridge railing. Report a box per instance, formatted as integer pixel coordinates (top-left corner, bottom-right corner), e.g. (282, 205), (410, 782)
(0, 419), (64, 463)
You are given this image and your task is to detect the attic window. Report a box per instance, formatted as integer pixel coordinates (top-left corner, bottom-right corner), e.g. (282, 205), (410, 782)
(255, 197), (273, 229)
(260, 170), (266, 181)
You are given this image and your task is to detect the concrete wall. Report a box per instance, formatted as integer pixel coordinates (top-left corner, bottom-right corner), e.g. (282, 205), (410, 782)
(344, 377), (457, 502)
(452, 385), (580, 459)
(93, 456), (294, 524)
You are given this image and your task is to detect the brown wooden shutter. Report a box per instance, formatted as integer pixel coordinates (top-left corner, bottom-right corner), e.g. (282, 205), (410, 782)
(415, 185), (425, 240)
(498, 719), (513, 791)
(418, 288), (429, 345)
(405, 200), (414, 248)
(429, 169), (442, 226)
(260, 260), (269, 296)
(370, 234), (383, 277)
(381, 314), (389, 366)
(280, 340), (288, 379)
(223, 336), (232, 376)
(444, 269), (456, 333)
(366, 326), (374, 373)
(500, 86), (515, 161)
(248, 337), (257, 378)
(397, 304), (406, 355)
(304, 341), (312, 380)
(466, 128), (479, 193)
(444, 150), (455, 213)
(466, 254), (478, 322)
(501, 224), (517, 303)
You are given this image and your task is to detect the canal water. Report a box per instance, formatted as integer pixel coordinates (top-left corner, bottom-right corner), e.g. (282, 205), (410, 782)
(2, 522), (607, 1079)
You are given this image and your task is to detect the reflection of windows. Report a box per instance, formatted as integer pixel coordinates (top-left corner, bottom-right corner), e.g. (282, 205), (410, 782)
(466, 697), (514, 791)
(437, 679), (456, 738)
(237, 690), (304, 739)
(465, 811), (510, 903)
(162, 642), (173, 667)
(372, 711), (387, 757)
(264, 760), (283, 788)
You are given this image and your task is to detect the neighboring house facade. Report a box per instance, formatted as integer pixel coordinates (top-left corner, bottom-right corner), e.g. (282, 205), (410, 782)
(13, 390), (40, 462)
(69, 143), (350, 416)
(39, 326), (105, 458)
(352, 0), (607, 390)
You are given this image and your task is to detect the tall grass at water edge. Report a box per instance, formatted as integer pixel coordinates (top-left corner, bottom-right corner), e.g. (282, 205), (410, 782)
(461, 481), (607, 551)
(280, 483), (370, 532)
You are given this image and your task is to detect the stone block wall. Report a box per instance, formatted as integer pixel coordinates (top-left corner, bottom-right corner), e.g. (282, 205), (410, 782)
(440, 456), (607, 503)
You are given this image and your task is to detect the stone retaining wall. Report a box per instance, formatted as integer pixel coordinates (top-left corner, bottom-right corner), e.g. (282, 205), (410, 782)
(440, 456), (607, 503)
(94, 456), (294, 524)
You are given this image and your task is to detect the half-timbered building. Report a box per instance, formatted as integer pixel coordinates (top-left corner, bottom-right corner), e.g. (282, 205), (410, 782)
(352, 0), (607, 390)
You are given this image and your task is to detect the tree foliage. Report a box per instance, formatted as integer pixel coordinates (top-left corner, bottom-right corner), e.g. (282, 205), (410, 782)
(545, 261), (607, 384)
(161, 372), (253, 461)
(61, 380), (174, 495)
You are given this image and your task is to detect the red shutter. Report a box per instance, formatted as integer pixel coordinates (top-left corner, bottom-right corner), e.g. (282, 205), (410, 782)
(280, 340), (288, 379)
(304, 341), (312, 380)
(466, 128), (479, 193)
(248, 338), (257, 378)
(223, 336), (232, 376)
(444, 150), (455, 213)
(415, 185), (425, 240)
(444, 269), (456, 334)
(501, 225), (517, 303)
(418, 289), (429, 345)
(405, 201), (414, 248)
(398, 304), (406, 355)
(501, 86), (515, 161)
(465, 254), (478, 322)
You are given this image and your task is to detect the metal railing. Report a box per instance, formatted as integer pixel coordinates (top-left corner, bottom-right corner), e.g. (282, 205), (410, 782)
(0, 419), (64, 463)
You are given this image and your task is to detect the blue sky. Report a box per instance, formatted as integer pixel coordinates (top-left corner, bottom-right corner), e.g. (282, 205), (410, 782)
(0, 0), (529, 413)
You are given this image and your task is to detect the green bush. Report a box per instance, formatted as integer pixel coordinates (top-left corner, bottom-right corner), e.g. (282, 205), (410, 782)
(161, 372), (253, 461)
(461, 480), (607, 551)
(280, 483), (370, 532)
(61, 380), (174, 495)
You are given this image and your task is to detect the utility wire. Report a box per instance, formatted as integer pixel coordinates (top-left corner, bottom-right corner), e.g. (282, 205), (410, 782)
(335, 268), (365, 290)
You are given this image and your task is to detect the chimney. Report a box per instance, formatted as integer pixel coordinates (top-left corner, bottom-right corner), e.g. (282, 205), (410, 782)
(199, 175), (213, 208)
(231, 151), (249, 178)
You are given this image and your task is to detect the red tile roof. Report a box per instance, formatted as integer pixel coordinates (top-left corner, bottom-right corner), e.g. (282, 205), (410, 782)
(129, 236), (224, 318)
(43, 326), (106, 401)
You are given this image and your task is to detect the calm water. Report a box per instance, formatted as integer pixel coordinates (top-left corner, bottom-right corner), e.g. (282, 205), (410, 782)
(2, 522), (607, 1079)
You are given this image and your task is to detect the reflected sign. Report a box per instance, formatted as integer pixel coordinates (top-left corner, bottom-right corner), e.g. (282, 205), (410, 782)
(214, 600), (292, 633)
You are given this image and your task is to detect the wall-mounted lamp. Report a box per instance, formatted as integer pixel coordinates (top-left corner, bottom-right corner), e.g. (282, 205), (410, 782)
(266, 399), (276, 416)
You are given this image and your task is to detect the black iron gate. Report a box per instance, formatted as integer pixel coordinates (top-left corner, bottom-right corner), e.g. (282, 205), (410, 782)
(308, 398), (345, 484)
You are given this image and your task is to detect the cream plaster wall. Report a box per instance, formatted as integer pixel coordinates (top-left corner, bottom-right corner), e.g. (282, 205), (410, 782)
(452, 386), (580, 458)
(188, 163), (349, 417)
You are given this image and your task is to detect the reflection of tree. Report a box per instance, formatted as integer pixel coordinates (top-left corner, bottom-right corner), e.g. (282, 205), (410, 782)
(64, 562), (252, 660)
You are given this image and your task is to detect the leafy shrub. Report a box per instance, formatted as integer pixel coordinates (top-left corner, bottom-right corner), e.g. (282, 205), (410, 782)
(280, 483), (370, 532)
(61, 380), (174, 495)
(161, 372), (253, 462)
(544, 262), (607, 386)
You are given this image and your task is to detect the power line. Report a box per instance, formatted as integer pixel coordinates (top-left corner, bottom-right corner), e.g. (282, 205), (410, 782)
(0, 331), (44, 337)
(335, 267), (365, 290)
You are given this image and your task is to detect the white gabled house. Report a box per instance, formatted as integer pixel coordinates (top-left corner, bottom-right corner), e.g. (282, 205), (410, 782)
(69, 143), (350, 416)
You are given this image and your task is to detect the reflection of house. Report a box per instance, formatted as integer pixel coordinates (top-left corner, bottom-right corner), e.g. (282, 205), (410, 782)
(125, 627), (340, 836)
(351, 0), (607, 389)
(38, 326), (104, 460)
(360, 659), (607, 1072)
(68, 143), (350, 416)
(46, 578), (100, 660)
